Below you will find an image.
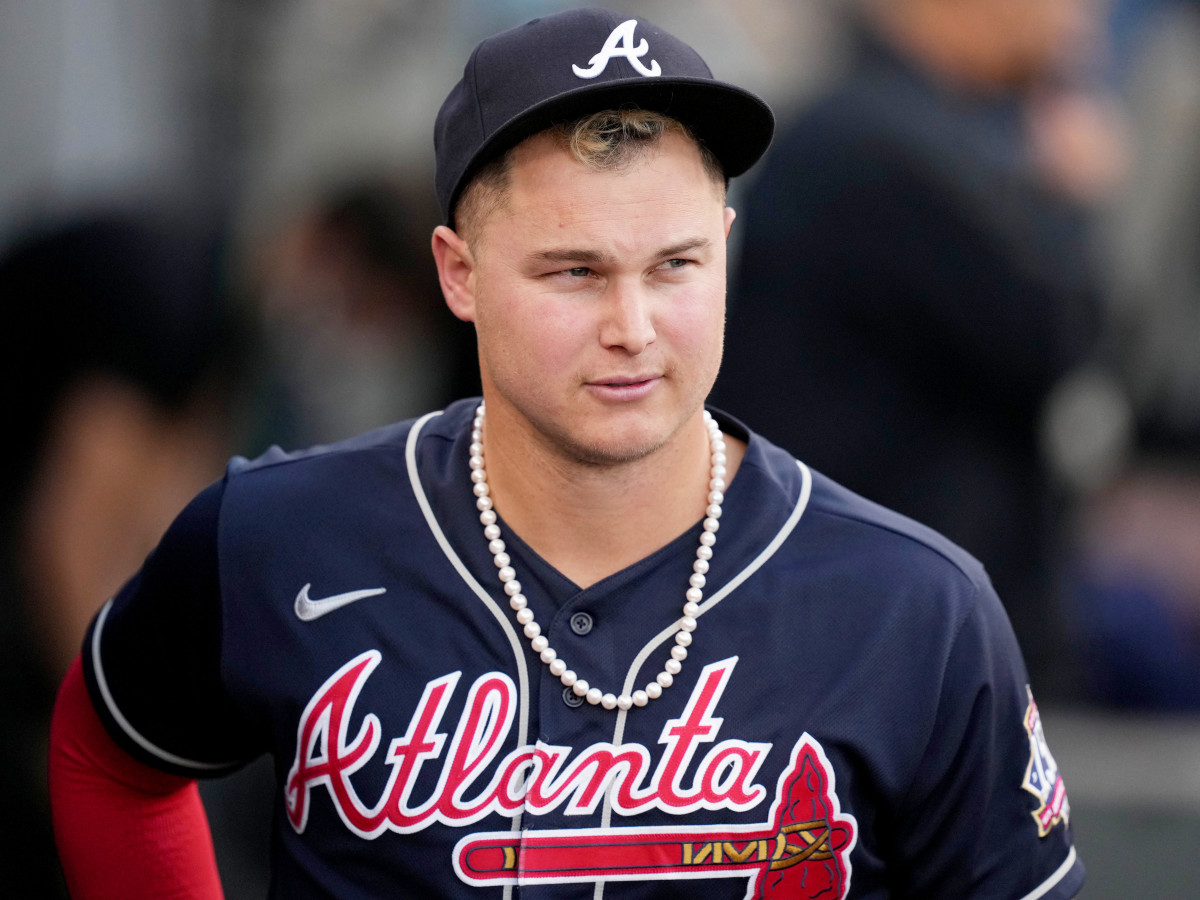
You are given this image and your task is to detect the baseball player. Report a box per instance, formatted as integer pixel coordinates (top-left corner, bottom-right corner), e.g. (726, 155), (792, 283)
(50, 8), (1083, 899)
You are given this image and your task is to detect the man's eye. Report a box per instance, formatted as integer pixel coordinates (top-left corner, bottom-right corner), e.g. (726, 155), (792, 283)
(565, 267), (591, 277)
(663, 258), (688, 269)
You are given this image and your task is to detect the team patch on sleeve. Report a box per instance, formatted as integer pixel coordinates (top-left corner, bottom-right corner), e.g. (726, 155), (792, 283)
(1021, 686), (1070, 837)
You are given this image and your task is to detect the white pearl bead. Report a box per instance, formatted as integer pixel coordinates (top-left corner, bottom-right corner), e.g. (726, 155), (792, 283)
(683, 601), (699, 618)
(671, 645), (688, 661)
(656, 671), (674, 688)
(473, 482), (490, 497)
(665, 658), (681, 675)
(540, 647), (557, 663)
(601, 693), (617, 710)
(710, 477), (726, 491)
(561, 669), (576, 686)
(699, 531), (716, 547)
(531, 635), (548, 652)
(680, 616), (697, 632)
(573, 680), (590, 697)
(617, 695), (633, 711)
(484, 524), (501, 540)
(696, 545), (713, 561)
(524, 622), (541, 639)
(675, 631), (692, 647)
(711, 451), (727, 467)
(480, 510), (497, 526)
(549, 659), (566, 676)
(509, 594), (527, 610)
(708, 491), (724, 505)
(686, 587), (703, 603)
(498, 566), (515, 582)
(646, 682), (663, 700)
(471, 468), (487, 484)
(469, 443), (483, 459)
(689, 573), (706, 589)
(586, 688), (603, 705)
(632, 691), (649, 707)
(489, 540), (506, 556)
(503, 580), (522, 596)
(494, 552), (511, 568)
(515, 608), (534, 625)
(706, 504), (722, 519)
(693, 559), (709, 575)
(703, 517), (719, 533)
(476, 496), (493, 511)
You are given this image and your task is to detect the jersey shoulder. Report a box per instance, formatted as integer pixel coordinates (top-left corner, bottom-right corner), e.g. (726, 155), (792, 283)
(806, 464), (989, 585)
(742, 422), (995, 615)
(223, 399), (476, 492)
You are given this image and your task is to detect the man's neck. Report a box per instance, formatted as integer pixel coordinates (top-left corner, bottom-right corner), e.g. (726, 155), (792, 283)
(476, 407), (745, 589)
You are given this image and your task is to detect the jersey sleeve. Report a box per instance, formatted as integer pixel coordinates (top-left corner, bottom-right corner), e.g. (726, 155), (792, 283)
(892, 584), (1084, 899)
(81, 477), (266, 777)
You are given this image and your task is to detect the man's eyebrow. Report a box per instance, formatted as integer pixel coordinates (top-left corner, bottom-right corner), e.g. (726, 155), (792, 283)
(529, 248), (611, 265)
(658, 238), (711, 258)
(528, 238), (712, 266)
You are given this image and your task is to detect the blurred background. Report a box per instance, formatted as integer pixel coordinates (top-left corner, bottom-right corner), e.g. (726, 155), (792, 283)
(1, 0), (1197, 896)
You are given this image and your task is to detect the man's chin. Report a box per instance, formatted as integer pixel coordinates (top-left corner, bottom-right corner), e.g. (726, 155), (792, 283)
(558, 433), (667, 469)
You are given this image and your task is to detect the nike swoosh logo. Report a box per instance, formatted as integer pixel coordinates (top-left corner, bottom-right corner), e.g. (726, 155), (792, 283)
(294, 583), (387, 621)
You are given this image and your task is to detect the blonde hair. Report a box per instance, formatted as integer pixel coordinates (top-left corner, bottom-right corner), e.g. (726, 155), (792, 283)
(454, 108), (725, 242)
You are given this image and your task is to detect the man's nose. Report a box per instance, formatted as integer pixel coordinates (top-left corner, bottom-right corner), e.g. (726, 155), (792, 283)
(598, 281), (656, 354)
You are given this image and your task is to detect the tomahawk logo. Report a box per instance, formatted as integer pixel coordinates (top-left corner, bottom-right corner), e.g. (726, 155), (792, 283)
(455, 734), (857, 898)
(572, 19), (662, 79)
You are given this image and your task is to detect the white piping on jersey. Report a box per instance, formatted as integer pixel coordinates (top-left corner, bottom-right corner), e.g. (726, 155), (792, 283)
(1018, 845), (1078, 900)
(91, 598), (238, 772)
(607, 459), (813, 781)
(591, 460), (812, 900)
(407, 409), (529, 900)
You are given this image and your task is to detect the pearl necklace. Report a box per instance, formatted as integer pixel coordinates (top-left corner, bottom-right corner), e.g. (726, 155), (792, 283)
(469, 402), (726, 711)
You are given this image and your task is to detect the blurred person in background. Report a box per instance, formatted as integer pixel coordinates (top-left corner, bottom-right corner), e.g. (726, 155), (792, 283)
(235, 178), (480, 453)
(0, 210), (236, 897)
(713, 0), (1128, 702)
(1067, 0), (1200, 709)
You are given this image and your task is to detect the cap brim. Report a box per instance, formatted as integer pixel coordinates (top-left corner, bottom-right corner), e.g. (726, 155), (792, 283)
(451, 77), (774, 221)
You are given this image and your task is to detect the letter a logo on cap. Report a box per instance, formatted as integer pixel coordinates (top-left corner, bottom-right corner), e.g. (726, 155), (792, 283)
(572, 19), (662, 79)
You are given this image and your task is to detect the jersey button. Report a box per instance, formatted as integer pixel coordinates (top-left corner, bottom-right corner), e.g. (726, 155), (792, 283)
(569, 612), (594, 635)
(561, 686), (585, 708)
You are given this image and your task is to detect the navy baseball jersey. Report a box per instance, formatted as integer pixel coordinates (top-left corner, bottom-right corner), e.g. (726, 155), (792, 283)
(83, 398), (1083, 899)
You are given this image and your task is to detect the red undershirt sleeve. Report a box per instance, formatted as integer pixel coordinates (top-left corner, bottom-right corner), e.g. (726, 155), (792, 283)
(49, 655), (225, 900)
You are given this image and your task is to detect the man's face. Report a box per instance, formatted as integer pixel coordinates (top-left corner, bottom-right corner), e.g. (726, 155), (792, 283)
(461, 130), (734, 467)
(976, 0), (1098, 87)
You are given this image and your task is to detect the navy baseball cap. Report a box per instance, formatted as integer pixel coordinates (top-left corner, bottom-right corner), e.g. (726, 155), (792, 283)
(434, 7), (775, 225)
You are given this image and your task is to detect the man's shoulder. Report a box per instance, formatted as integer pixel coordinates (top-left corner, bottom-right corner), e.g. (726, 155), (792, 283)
(745, 426), (991, 598)
(225, 399), (476, 485)
(806, 467), (987, 583)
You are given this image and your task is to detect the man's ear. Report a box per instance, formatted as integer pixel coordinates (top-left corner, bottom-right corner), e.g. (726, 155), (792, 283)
(723, 206), (737, 240)
(432, 225), (477, 323)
